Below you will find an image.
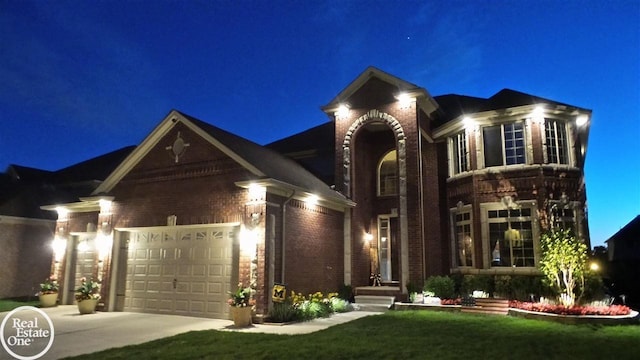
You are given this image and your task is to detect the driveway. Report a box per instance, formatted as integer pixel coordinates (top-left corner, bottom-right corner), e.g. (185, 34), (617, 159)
(1, 306), (377, 359)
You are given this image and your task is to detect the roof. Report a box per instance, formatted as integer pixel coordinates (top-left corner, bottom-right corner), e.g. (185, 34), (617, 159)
(0, 146), (136, 218)
(433, 88), (591, 127)
(180, 112), (346, 203)
(93, 110), (351, 208)
(266, 121), (335, 185)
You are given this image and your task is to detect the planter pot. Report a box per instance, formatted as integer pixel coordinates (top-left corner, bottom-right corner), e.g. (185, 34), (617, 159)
(231, 306), (252, 327)
(77, 299), (98, 314)
(39, 293), (58, 308)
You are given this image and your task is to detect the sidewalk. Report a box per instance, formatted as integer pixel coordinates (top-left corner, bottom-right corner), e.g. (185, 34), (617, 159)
(0, 306), (379, 359)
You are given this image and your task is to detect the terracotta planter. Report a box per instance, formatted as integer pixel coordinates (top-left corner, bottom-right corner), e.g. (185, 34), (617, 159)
(39, 293), (58, 308)
(231, 306), (252, 327)
(77, 299), (98, 314)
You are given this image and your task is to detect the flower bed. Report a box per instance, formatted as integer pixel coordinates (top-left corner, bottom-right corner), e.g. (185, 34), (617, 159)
(509, 300), (631, 316)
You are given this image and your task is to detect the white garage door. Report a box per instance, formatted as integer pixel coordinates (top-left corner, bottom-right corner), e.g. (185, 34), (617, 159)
(123, 225), (237, 319)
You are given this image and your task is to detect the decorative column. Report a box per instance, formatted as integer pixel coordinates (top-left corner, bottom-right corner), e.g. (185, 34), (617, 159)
(96, 198), (114, 310)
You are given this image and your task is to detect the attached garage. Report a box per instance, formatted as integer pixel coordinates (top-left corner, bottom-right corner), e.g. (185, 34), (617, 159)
(115, 224), (239, 319)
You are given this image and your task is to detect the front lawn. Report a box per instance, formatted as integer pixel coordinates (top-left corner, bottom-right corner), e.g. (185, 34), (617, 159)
(65, 310), (640, 360)
(0, 298), (40, 312)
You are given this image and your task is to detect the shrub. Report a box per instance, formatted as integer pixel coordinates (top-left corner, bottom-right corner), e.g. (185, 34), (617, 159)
(268, 301), (298, 323)
(337, 284), (353, 302)
(581, 272), (605, 304)
(330, 297), (352, 313)
(460, 275), (493, 296)
(424, 276), (455, 299)
(494, 275), (512, 298)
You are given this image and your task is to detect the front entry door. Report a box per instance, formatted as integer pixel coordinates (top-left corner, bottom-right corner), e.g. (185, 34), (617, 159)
(378, 217), (399, 282)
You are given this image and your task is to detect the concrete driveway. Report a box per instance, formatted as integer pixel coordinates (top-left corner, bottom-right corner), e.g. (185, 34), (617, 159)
(1, 306), (377, 359)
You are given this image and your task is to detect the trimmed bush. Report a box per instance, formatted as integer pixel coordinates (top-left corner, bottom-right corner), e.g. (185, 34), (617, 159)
(268, 301), (298, 323)
(424, 276), (455, 299)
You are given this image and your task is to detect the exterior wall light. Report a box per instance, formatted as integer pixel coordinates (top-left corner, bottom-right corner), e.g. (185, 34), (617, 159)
(239, 227), (258, 255)
(364, 233), (374, 242)
(463, 116), (476, 130)
(99, 199), (112, 214)
(305, 195), (318, 206)
(532, 105), (545, 123)
(96, 233), (113, 261)
(248, 184), (266, 202)
(51, 237), (67, 262)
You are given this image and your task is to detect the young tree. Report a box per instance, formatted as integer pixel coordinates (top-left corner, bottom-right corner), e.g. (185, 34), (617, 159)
(539, 229), (588, 306)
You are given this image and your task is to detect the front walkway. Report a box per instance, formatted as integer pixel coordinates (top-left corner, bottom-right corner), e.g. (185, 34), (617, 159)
(0, 306), (379, 359)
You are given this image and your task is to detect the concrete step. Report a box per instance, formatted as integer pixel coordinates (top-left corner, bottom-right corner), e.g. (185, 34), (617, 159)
(354, 295), (395, 312)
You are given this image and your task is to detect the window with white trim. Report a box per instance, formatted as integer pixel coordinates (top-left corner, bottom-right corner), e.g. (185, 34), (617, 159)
(483, 122), (526, 167)
(545, 119), (569, 165)
(377, 150), (398, 196)
(549, 202), (577, 234)
(451, 131), (468, 175)
(486, 206), (536, 268)
(454, 210), (474, 267)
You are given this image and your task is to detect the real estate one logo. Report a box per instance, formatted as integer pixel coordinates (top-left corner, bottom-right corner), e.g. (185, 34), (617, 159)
(0, 306), (54, 360)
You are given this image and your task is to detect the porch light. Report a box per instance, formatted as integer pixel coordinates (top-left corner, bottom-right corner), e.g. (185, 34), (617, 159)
(337, 104), (350, 118)
(51, 236), (67, 262)
(364, 233), (373, 242)
(78, 240), (89, 253)
(576, 115), (588, 127)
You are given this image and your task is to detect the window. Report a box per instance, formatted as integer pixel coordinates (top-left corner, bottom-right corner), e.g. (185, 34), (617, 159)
(378, 150), (397, 196)
(451, 131), (468, 174)
(549, 203), (576, 234)
(545, 119), (569, 165)
(486, 207), (535, 268)
(454, 210), (474, 267)
(483, 122), (525, 167)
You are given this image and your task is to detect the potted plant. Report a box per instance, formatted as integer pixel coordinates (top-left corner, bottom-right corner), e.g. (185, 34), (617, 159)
(75, 277), (101, 314)
(39, 277), (59, 307)
(227, 283), (255, 327)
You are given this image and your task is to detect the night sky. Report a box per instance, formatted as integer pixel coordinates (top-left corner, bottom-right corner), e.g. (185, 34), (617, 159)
(1, 0), (638, 247)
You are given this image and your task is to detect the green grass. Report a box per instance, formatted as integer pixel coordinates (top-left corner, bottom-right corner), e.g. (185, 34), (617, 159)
(0, 298), (40, 312)
(64, 311), (640, 360)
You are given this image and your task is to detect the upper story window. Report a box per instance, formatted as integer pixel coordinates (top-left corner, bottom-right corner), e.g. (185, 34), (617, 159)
(483, 122), (526, 167)
(545, 119), (569, 165)
(451, 131), (468, 175)
(378, 150), (397, 196)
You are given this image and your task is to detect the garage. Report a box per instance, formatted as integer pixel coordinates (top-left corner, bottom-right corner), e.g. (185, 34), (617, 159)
(119, 224), (238, 319)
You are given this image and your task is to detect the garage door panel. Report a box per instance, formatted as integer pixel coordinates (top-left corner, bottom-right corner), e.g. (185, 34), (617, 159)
(124, 225), (236, 319)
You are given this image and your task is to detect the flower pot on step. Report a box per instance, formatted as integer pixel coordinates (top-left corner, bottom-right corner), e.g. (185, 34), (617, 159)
(39, 293), (58, 308)
(77, 299), (98, 314)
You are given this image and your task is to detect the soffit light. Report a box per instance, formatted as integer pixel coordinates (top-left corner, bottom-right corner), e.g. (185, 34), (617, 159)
(337, 104), (350, 118)
(396, 93), (413, 108)
(305, 195), (318, 206)
(576, 115), (588, 127)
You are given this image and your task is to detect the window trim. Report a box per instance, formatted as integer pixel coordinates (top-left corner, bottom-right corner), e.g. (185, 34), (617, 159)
(377, 149), (398, 197)
(449, 131), (469, 176)
(479, 120), (531, 169)
(480, 201), (540, 270)
(450, 204), (474, 268)
(543, 118), (573, 166)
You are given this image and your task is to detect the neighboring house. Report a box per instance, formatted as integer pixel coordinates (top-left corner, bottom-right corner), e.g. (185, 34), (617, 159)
(0, 147), (134, 299)
(2, 67), (591, 319)
(606, 215), (640, 307)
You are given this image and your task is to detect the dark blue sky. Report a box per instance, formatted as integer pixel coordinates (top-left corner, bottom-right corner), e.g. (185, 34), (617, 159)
(1, 0), (638, 247)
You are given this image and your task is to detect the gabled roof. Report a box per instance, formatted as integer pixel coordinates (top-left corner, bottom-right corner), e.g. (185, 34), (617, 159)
(321, 66), (439, 116)
(93, 110), (352, 208)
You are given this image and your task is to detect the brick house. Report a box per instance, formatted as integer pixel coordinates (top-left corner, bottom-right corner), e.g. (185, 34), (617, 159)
(2, 67), (591, 319)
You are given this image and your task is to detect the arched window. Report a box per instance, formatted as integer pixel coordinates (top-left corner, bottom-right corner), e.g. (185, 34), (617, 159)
(378, 150), (397, 196)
